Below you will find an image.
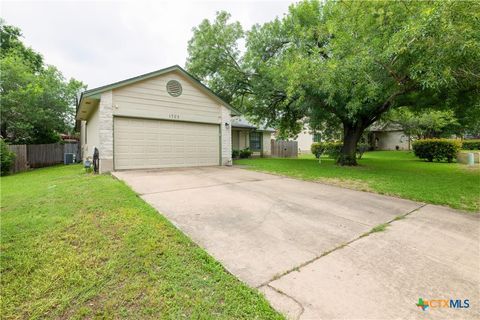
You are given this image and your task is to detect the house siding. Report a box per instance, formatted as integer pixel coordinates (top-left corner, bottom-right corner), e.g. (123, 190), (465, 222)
(83, 105), (100, 160)
(374, 131), (409, 150)
(112, 71), (222, 125)
(262, 133), (272, 156)
(296, 130), (314, 153)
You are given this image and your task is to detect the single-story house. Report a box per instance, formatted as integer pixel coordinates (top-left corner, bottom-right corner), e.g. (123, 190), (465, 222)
(294, 128), (322, 154)
(76, 65), (241, 173)
(283, 121), (410, 153)
(231, 116), (275, 157)
(367, 123), (410, 150)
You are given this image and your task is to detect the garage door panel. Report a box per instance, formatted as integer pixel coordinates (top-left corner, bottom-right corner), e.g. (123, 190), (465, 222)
(114, 117), (220, 170)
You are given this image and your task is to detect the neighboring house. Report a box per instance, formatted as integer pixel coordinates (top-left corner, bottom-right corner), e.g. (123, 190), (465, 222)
(76, 65), (240, 173)
(231, 116), (275, 157)
(295, 128), (322, 154)
(367, 123), (410, 150)
(277, 121), (410, 153)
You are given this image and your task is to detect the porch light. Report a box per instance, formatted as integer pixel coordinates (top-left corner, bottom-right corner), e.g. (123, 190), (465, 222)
(225, 122), (230, 128)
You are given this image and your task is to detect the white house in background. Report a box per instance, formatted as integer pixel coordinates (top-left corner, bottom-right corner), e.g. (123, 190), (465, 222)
(231, 116), (275, 157)
(296, 128), (322, 154)
(77, 65), (240, 173)
(292, 122), (410, 153)
(367, 123), (410, 150)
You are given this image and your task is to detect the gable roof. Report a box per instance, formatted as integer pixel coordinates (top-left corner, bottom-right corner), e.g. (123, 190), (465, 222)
(368, 122), (404, 132)
(231, 116), (276, 132)
(76, 65), (240, 120)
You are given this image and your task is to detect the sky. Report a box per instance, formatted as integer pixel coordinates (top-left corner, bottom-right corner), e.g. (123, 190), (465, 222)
(1, 0), (294, 89)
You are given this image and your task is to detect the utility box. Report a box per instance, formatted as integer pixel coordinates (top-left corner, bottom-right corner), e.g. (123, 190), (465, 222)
(64, 153), (75, 165)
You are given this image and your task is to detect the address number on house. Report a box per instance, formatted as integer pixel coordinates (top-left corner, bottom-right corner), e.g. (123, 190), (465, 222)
(168, 114), (180, 119)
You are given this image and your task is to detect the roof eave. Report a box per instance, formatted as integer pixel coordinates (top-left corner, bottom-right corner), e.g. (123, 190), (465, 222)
(76, 65), (241, 117)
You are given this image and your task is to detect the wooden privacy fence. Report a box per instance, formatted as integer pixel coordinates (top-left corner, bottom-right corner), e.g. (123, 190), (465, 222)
(7, 142), (80, 173)
(7, 145), (28, 173)
(271, 140), (298, 158)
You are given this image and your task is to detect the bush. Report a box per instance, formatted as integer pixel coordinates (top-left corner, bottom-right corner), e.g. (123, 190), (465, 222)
(311, 142), (369, 160)
(232, 149), (240, 159)
(412, 139), (461, 162)
(356, 143), (370, 159)
(311, 142), (325, 158)
(239, 148), (252, 159)
(324, 142), (343, 159)
(462, 139), (480, 150)
(1, 139), (16, 176)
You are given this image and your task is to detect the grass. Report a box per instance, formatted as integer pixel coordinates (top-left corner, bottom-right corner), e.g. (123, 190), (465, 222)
(369, 223), (389, 233)
(235, 151), (480, 212)
(0, 165), (283, 320)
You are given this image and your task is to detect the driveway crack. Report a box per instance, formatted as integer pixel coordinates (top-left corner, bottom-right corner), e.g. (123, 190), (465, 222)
(263, 284), (305, 320)
(260, 203), (428, 287)
(139, 177), (285, 196)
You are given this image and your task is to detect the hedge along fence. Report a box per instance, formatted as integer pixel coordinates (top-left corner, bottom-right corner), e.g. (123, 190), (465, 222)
(462, 139), (480, 150)
(412, 139), (461, 162)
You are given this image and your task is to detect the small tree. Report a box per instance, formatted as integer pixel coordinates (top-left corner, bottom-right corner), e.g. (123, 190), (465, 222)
(1, 139), (15, 175)
(385, 108), (459, 140)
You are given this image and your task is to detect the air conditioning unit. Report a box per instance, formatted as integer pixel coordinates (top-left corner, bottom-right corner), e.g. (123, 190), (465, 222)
(64, 153), (76, 165)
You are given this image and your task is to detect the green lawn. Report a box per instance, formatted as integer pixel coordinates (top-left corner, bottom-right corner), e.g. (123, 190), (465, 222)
(0, 165), (283, 319)
(235, 151), (480, 212)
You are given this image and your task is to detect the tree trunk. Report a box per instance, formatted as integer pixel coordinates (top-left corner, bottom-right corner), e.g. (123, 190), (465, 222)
(338, 123), (365, 166)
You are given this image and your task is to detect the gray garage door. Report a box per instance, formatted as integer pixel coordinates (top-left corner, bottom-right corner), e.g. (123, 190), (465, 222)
(114, 117), (220, 170)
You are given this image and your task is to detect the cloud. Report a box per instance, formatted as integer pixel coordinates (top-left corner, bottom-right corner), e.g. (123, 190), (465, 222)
(2, 0), (293, 88)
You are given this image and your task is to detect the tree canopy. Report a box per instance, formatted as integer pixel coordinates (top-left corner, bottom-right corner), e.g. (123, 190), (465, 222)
(0, 20), (85, 144)
(186, 0), (480, 165)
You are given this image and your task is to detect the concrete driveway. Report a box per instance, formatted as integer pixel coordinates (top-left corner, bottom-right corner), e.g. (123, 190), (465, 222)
(113, 166), (479, 320)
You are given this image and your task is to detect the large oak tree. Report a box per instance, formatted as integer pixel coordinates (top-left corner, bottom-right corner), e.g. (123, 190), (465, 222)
(187, 0), (479, 165)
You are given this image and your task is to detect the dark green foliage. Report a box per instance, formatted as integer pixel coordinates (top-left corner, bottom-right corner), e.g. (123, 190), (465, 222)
(186, 0), (480, 166)
(325, 142), (344, 160)
(311, 142), (325, 158)
(311, 142), (369, 160)
(232, 149), (240, 159)
(412, 139), (462, 162)
(356, 143), (370, 160)
(462, 140), (480, 150)
(239, 148), (252, 159)
(0, 21), (85, 144)
(0, 139), (15, 176)
(0, 20), (43, 71)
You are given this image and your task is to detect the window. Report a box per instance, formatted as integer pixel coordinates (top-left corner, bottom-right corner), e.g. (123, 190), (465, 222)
(249, 132), (262, 151)
(313, 132), (321, 142)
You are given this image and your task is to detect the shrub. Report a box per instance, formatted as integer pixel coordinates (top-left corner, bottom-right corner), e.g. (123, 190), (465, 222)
(356, 143), (370, 159)
(462, 139), (480, 150)
(239, 148), (252, 159)
(311, 142), (326, 158)
(232, 149), (240, 159)
(311, 142), (369, 160)
(412, 139), (461, 162)
(1, 139), (16, 176)
(324, 142), (343, 159)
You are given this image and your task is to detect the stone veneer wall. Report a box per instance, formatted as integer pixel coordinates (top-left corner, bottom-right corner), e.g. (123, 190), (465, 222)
(221, 106), (232, 165)
(262, 132), (272, 157)
(98, 91), (114, 173)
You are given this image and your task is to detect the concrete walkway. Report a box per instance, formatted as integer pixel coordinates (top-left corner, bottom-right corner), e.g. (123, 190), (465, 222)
(113, 166), (479, 319)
